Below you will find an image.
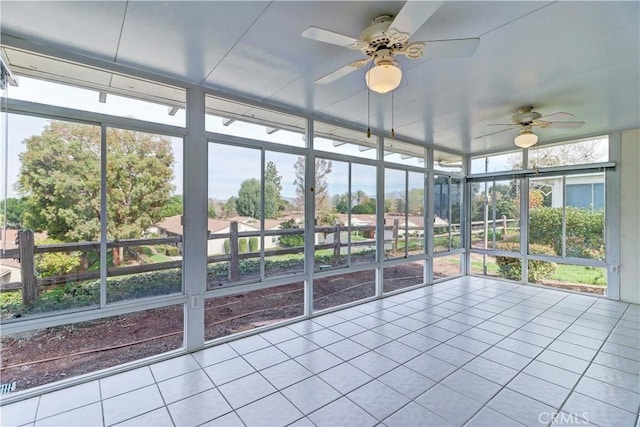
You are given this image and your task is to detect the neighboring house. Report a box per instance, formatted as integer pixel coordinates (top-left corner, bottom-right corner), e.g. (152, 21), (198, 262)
(531, 174), (605, 210)
(0, 228), (48, 286)
(154, 215), (291, 255)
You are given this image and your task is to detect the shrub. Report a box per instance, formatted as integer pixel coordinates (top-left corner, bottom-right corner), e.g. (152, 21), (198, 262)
(238, 238), (248, 253)
(495, 242), (556, 282)
(249, 237), (259, 252)
(279, 220), (304, 247)
(223, 239), (230, 254)
(165, 246), (180, 256)
(34, 239), (81, 278)
(529, 207), (604, 258)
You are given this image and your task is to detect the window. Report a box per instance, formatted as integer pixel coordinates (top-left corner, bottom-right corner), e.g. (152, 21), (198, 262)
(434, 175), (462, 253)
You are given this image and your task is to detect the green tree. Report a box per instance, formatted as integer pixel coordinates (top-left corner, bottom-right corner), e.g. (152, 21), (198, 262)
(207, 200), (218, 218)
(0, 197), (27, 228)
(160, 195), (183, 218)
(408, 188), (424, 215)
(222, 196), (238, 218)
(18, 121), (174, 266)
(236, 178), (260, 218)
(332, 193), (350, 214)
(265, 161), (284, 218)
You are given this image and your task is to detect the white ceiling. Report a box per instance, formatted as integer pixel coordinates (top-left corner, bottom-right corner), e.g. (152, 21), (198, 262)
(1, 1), (638, 155)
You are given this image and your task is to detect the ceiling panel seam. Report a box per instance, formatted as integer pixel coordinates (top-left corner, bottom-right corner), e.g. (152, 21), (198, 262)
(478, 1), (556, 38)
(111, 0), (130, 87)
(199, 1), (273, 86)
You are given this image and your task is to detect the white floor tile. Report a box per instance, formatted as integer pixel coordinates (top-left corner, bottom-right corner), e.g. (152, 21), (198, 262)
(102, 384), (164, 426)
(167, 388), (232, 426)
(37, 381), (101, 420)
(236, 392), (303, 426)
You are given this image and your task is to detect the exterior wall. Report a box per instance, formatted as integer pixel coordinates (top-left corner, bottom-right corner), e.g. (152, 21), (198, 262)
(620, 129), (640, 304)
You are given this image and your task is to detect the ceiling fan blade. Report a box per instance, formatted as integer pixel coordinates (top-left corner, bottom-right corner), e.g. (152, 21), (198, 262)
(539, 111), (574, 121)
(390, 0), (444, 40)
(316, 57), (372, 84)
(417, 37), (480, 59)
(301, 26), (359, 48)
(474, 127), (515, 139)
(544, 121), (586, 129)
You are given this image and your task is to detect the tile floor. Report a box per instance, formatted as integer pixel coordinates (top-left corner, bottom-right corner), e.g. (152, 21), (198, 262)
(1, 277), (639, 427)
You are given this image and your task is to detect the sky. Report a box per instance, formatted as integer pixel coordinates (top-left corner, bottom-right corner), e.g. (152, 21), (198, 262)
(3, 76), (411, 204)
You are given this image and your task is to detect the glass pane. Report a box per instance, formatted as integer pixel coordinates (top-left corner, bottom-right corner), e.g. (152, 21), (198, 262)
(350, 164), (377, 265)
(565, 173), (605, 260)
(384, 139), (426, 167)
(9, 75), (185, 127)
(528, 137), (608, 168)
(471, 151), (522, 174)
(313, 269), (375, 311)
(106, 129), (183, 303)
(470, 253), (502, 279)
(492, 180), (520, 253)
(528, 175), (561, 257)
(264, 151), (305, 278)
(315, 159), (347, 270)
(2, 117), (101, 318)
(470, 181), (490, 250)
(314, 122), (377, 160)
(207, 143), (261, 287)
(1, 304), (183, 392)
(383, 261), (424, 293)
(433, 175), (451, 252)
(407, 172), (425, 255)
(528, 263), (606, 295)
(205, 96), (305, 148)
(450, 178), (462, 250)
(205, 282), (304, 341)
(384, 168), (406, 259)
(433, 254), (461, 280)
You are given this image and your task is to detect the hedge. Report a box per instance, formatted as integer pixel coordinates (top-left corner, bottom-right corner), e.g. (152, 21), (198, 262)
(238, 238), (248, 253)
(249, 237), (259, 252)
(529, 207), (604, 259)
(495, 241), (556, 282)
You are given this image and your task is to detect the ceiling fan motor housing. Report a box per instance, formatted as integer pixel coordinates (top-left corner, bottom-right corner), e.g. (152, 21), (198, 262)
(513, 107), (542, 125)
(360, 15), (394, 46)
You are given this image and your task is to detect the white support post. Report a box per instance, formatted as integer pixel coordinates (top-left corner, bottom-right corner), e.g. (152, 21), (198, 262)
(183, 87), (207, 351)
(606, 132), (621, 300)
(376, 136), (385, 297)
(426, 149), (435, 283)
(304, 120), (315, 316)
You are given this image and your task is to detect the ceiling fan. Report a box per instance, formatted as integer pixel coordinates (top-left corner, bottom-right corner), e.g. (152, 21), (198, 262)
(301, 1), (480, 93)
(475, 106), (586, 148)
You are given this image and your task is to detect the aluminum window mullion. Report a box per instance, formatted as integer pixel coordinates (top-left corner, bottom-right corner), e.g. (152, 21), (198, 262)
(347, 162), (352, 266)
(562, 175), (567, 258)
(259, 149), (266, 281)
(99, 124), (107, 308)
(404, 170), (409, 258)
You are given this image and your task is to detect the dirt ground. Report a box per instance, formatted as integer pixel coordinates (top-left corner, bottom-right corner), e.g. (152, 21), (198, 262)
(0, 262), (600, 393)
(0, 266), (417, 392)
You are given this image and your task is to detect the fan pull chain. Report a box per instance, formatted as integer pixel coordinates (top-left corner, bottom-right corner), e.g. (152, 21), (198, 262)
(366, 86), (371, 138)
(391, 90), (395, 138)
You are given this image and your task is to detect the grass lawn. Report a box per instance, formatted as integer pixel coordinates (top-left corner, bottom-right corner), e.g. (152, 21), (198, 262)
(549, 264), (606, 286)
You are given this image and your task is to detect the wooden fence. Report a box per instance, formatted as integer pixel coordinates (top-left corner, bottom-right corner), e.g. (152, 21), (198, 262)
(2, 219), (430, 304)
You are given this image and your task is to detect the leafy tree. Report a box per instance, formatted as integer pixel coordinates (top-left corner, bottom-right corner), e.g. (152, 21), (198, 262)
(160, 195), (183, 218)
(222, 196), (238, 218)
(0, 197), (27, 228)
(353, 190), (368, 206)
(18, 121), (174, 266)
(408, 188), (424, 215)
(236, 178), (260, 218)
(265, 161), (284, 218)
(332, 193), (350, 214)
(207, 200), (218, 218)
(294, 157), (332, 213)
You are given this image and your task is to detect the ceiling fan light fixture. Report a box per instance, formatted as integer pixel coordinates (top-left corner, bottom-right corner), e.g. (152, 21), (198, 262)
(365, 61), (402, 94)
(514, 130), (538, 148)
